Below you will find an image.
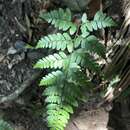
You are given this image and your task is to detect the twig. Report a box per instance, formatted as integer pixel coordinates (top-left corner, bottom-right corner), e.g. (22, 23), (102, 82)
(0, 71), (42, 103)
(14, 17), (27, 33)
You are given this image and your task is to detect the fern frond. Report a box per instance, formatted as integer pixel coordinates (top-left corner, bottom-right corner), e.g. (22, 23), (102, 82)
(82, 35), (106, 58)
(47, 106), (70, 130)
(80, 23), (90, 38)
(65, 84), (82, 99)
(46, 102), (77, 130)
(46, 95), (62, 104)
(67, 69), (92, 87)
(34, 52), (67, 69)
(35, 9), (116, 130)
(0, 120), (13, 130)
(40, 70), (64, 86)
(63, 94), (79, 107)
(36, 33), (74, 52)
(74, 35), (106, 58)
(44, 85), (75, 130)
(34, 48), (100, 71)
(40, 8), (77, 35)
(80, 11), (116, 37)
(71, 49), (100, 72)
(43, 86), (62, 96)
(93, 11), (117, 28)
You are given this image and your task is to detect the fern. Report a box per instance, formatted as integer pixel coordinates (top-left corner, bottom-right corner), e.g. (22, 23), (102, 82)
(40, 70), (64, 86)
(40, 8), (77, 35)
(81, 11), (116, 37)
(0, 120), (13, 130)
(79, 35), (106, 58)
(34, 51), (67, 69)
(35, 8), (116, 130)
(36, 33), (74, 52)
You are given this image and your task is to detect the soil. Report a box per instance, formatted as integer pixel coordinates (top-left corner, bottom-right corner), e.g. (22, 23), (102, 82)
(0, 0), (40, 97)
(0, 0), (48, 129)
(65, 108), (109, 130)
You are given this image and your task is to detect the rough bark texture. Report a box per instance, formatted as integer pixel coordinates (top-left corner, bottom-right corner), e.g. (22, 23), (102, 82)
(104, 1), (130, 129)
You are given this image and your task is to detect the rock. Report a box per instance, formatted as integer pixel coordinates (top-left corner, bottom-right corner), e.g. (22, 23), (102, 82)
(14, 126), (25, 130)
(14, 40), (27, 53)
(7, 40), (27, 55)
(7, 47), (17, 55)
(65, 108), (109, 130)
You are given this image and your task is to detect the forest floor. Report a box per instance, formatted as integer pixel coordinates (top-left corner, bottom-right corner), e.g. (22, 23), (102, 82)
(0, 0), (49, 129)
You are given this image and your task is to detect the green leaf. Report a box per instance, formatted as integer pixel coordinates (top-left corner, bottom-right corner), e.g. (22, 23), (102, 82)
(67, 42), (74, 53)
(94, 11), (101, 21)
(82, 13), (87, 23)
(85, 35), (106, 58)
(93, 11), (117, 29)
(74, 36), (82, 48)
(36, 33), (73, 51)
(0, 120), (13, 130)
(34, 52), (67, 69)
(81, 24), (90, 38)
(40, 70), (64, 86)
(91, 21), (98, 30)
(86, 21), (93, 31)
(70, 24), (77, 35)
(62, 105), (74, 114)
(40, 8), (77, 34)
(81, 11), (116, 33)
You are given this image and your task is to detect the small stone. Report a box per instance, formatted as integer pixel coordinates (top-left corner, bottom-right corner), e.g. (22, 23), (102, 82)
(14, 40), (27, 53)
(7, 39), (10, 42)
(15, 126), (25, 130)
(7, 47), (17, 55)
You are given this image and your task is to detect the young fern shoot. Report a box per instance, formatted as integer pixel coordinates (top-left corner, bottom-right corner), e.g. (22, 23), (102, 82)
(34, 8), (116, 130)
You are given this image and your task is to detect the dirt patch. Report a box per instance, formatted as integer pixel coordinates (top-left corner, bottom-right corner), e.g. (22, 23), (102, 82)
(0, 0), (47, 129)
(0, 0), (45, 100)
(65, 108), (109, 130)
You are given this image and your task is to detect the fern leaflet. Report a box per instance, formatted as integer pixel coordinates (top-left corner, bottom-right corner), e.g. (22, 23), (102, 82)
(40, 8), (77, 35)
(36, 33), (74, 52)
